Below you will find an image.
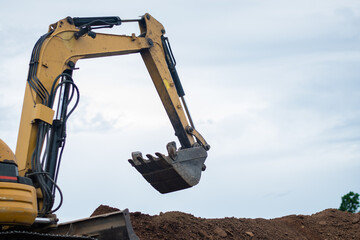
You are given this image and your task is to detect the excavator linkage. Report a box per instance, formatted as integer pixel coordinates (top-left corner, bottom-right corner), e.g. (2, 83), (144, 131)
(129, 142), (207, 194)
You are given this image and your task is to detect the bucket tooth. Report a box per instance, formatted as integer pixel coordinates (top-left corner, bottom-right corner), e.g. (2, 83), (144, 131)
(129, 141), (207, 194)
(146, 154), (156, 161)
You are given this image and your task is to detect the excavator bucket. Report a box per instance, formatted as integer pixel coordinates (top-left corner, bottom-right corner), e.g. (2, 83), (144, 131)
(128, 142), (207, 194)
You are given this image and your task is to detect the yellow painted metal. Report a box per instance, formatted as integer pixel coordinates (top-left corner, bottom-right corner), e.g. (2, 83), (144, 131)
(16, 17), (152, 176)
(140, 14), (195, 148)
(0, 139), (16, 163)
(16, 13), (195, 178)
(32, 104), (55, 125)
(0, 182), (37, 226)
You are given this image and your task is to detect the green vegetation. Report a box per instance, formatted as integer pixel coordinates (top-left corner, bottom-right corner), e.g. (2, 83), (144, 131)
(339, 191), (359, 213)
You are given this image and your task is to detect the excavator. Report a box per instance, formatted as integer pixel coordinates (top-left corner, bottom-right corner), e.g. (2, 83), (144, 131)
(0, 13), (210, 239)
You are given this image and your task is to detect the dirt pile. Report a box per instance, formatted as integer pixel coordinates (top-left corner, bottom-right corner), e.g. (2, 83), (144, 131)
(91, 205), (360, 240)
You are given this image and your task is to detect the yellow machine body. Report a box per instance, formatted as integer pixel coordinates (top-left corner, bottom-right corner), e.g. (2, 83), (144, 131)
(0, 139), (16, 163)
(0, 139), (37, 226)
(0, 180), (37, 226)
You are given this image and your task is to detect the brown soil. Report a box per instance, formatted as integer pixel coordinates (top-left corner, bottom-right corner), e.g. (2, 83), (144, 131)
(91, 205), (360, 240)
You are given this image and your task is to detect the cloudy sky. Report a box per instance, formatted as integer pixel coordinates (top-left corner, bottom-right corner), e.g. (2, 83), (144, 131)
(0, 0), (359, 222)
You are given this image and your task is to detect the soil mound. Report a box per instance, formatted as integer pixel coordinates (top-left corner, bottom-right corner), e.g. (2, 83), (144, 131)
(91, 205), (360, 240)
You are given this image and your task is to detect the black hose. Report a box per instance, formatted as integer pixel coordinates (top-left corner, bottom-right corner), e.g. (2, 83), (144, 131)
(30, 72), (80, 215)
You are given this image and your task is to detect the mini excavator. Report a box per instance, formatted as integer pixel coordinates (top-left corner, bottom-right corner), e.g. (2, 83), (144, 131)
(0, 13), (210, 239)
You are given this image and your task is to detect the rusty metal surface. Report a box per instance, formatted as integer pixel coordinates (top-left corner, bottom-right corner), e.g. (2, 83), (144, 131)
(48, 209), (138, 240)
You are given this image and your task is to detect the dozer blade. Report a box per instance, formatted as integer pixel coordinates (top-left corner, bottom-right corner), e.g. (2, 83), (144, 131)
(46, 209), (138, 240)
(128, 142), (207, 194)
(0, 231), (94, 240)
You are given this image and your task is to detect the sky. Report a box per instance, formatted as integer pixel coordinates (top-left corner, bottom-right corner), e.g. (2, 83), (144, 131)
(0, 0), (359, 222)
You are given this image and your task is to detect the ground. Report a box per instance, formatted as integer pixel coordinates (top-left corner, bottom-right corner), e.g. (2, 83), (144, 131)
(91, 205), (360, 240)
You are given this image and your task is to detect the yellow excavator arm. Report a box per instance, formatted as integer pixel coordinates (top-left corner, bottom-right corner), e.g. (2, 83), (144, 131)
(0, 13), (209, 234)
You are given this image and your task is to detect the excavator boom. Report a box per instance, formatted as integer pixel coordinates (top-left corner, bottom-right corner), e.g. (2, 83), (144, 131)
(0, 13), (210, 239)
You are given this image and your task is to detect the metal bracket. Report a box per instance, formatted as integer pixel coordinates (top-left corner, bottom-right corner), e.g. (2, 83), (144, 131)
(186, 126), (210, 151)
(32, 104), (55, 125)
